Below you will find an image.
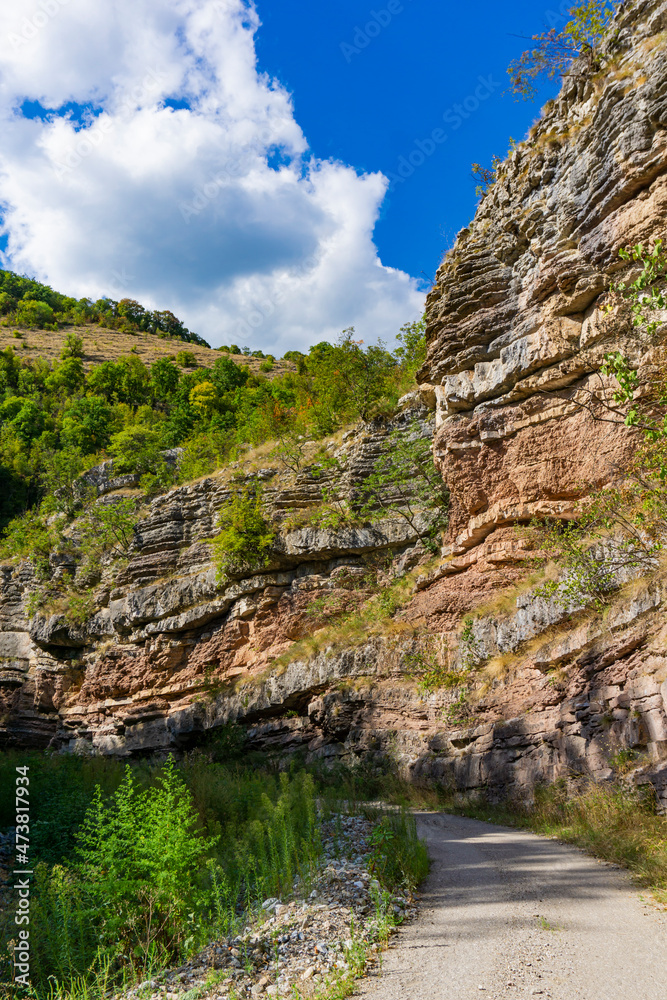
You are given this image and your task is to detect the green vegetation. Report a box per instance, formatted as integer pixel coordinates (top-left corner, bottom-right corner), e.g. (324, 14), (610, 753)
(212, 482), (275, 582)
(0, 268), (207, 344)
(0, 752), (429, 1000)
(367, 812), (429, 891)
(508, 1), (619, 100)
(439, 781), (667, 903)
(322, 766), (666, 904)
(0, 318), (426, 542)
(0, 753), (321, 996)
(357, 422), (449, 551)
(530, 242), (667, 610)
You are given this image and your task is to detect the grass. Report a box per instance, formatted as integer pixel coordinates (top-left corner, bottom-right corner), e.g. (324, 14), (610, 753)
(265, 556), (446, 678)
(0, 752), (431, 1000)
(0, 753), (322, 997)
(316, 760), (667, 904)
(0, 323), (294, 378)
(449, 782), (667, 903)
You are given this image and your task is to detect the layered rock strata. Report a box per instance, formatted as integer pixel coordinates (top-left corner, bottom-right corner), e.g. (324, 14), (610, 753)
(420, 0), (667, 562)
(2, 0), (667, 809)
(0, 402), (437, 752)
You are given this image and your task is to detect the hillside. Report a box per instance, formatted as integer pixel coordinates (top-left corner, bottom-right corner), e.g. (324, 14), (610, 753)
(0, 322), (294, 377)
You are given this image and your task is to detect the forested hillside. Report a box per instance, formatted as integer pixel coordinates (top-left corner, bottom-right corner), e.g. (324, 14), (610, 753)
(0, 269), (208, 345)
(0, 286), (424, 531)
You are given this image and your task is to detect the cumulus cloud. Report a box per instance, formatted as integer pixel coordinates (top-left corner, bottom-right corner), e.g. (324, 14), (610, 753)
(0, 0), (423, 352)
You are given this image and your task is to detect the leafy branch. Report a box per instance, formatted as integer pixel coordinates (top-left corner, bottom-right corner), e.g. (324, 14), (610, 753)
(508, 1), (618, 100)
(355, 423), (449, 551)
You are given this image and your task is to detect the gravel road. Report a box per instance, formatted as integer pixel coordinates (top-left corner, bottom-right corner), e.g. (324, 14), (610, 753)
(355, 812), (667, 1000)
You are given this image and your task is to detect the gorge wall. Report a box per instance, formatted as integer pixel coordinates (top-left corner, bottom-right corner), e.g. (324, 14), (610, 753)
(2, 0), (667, 808)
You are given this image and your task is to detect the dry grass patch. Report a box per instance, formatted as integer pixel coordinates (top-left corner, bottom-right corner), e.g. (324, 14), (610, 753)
(0, 323), (295, 377)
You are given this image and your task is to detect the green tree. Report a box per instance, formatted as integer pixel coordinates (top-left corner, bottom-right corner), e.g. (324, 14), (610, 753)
(508, 1), (618, 99)
(357, 423), (449, 549)
(109, 425), (166, 475)
(39, 447), (88, 516)
(86, 356), (149, 406)
(0, 507), (59, 577)
(117, 297), (147, 327)
(0, 291), (15, 314)
(189, 380), (218, 418)
(78, 496), (138, 558)
(395, 316), (426, 388)
(210, 355), (249, 393)
(150, 357), (181, 400)
(46, 356), (85, 394)
(116, 355), (150, 405)
(11, 399), (45, 444)
(177, 431), (229, 482)
(62, 395), (115, 453)
(175, 349), (198, 368)
(16, 299), (55, 328)
(61, 331), (84, 359)
(212, 481), (274, 582)
(86, 360), (124, 401)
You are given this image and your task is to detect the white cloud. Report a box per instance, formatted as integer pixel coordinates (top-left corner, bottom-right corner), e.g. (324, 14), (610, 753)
(0, 0), (423, 352)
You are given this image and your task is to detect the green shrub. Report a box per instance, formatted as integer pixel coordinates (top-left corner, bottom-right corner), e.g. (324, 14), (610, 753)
(0, 755), (322, 994)
(61, 395), (116, 454)
(368, 810), (429, 891)
(212, 482), (274, 582)
(16, 299), (55, 328)
(78, 496), (138, 560)
(177, 431), (229, 482)
(0, 508), (59, 578)
(175, 349), (198, 368)
(0, 291), (15, 314)
(61, 331), (84, 359)
(75, 760), (217, 965)
(357, 422), (449, 549)
(109, 424), (165, 475)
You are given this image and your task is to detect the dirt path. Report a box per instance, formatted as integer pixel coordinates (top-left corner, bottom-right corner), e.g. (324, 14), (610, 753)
(355, 813), (667, 1000)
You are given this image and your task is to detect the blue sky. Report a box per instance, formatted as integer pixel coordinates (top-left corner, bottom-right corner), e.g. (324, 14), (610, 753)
(254, 0), (558, 285)
(0, 0), (561, 352)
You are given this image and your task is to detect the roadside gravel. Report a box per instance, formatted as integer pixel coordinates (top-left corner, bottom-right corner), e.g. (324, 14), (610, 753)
(128, 813), (415, 1000)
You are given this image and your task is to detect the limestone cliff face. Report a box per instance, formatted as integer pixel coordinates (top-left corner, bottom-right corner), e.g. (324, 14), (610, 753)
(0, 402), (437, 754)
(2, 0), (667, 809)
(421, 0), (667, 559)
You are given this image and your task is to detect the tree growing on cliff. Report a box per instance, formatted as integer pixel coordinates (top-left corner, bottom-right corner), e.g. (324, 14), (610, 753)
(212, 481), (274, 583)
(532, 241), (667, 609)
(356, 422), (449, 551)
(508, 1), (619, 100)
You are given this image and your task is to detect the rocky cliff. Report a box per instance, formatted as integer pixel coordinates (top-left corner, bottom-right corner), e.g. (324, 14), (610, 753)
(3, 0), (667, 809)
